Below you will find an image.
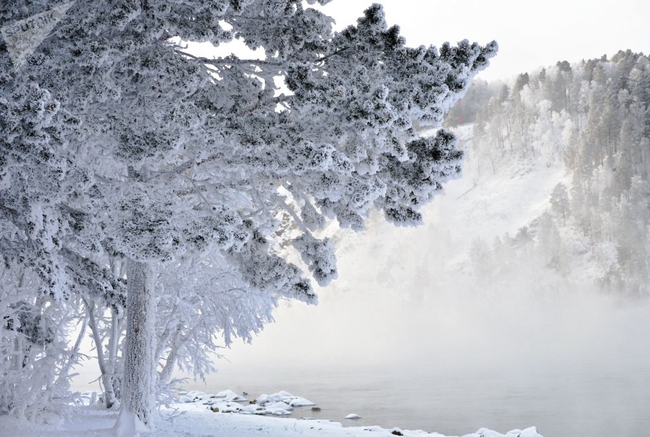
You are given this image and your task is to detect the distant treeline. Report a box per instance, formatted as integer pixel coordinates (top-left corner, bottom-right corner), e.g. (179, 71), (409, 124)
(451, 50), (650, 297)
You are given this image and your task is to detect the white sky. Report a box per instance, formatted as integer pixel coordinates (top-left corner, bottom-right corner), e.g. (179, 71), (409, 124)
(316, 0), (650, 82)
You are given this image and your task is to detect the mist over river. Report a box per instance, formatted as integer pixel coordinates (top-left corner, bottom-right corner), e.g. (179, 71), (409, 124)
(190, 266), (650, 437)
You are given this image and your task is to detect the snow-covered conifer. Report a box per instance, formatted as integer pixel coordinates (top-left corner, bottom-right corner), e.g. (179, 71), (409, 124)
(1, 0), (496, 430)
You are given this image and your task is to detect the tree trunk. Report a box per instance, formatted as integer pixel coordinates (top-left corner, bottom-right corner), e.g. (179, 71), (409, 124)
(158, 325), (183, 386)
(115, 259), (156, 435)
(106, 307), (122, 401)
(84, 297), (117, 409)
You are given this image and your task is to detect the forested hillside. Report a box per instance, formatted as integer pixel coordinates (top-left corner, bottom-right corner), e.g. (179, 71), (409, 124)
(446, 50), (650, 297)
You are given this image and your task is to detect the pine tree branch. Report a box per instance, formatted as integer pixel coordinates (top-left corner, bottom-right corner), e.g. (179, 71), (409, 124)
(177, 50), (285, 68)
(272, 194), (310, 234)
(314, 46), (352, 63)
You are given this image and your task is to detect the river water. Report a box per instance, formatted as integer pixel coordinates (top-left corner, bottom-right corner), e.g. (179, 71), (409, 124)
(186, 279), (650, 436)
(190, 363), (650, 437)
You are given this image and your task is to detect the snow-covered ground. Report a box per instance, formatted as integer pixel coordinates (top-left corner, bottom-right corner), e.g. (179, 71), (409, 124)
(0, 390), (543, 437)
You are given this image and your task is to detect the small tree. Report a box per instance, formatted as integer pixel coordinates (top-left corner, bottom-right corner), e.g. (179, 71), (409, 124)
(550, 182), (570, 225)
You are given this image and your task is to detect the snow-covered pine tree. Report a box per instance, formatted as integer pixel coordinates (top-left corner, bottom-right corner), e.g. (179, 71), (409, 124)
(1, 0), (496, 431)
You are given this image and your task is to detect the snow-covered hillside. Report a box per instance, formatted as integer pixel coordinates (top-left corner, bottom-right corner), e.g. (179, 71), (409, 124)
(424, 125), (567, 262)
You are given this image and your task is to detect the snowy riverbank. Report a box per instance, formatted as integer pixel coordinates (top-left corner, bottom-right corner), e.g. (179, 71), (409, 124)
(0, 389), (543, 437)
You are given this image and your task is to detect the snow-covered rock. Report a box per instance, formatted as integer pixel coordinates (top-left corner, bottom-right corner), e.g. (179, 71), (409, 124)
(215, 389), (248, 402)
(506, 427), (540, 437)
(476, 428), (507, 437)
(240, 404), (267, 415)
(256, 391), (315, 407)
(185, 390), (209, 401)
(180, 388), (317, 417)
(209, 401), (244, 413)
(263, 401), (294, 415)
